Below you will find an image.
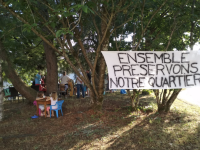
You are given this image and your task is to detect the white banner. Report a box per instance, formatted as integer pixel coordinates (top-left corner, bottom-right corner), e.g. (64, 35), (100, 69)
(102, 51), (200, 89)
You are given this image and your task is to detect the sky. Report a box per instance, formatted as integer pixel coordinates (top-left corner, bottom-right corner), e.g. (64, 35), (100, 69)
(123, 33), (200, 51)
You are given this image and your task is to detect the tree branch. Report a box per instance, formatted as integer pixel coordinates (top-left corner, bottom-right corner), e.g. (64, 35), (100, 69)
(110, 16), (133, 35)
(135, 0), (168, 51)
(165, 20), (177, 51)
(91, 7), (114, 96)
(91, 8), (107, 24)
(92, 16), (101, 41)
(0, 3), (62, 54)
(26, 0), (35, 24)
(141, 0), (145, 33)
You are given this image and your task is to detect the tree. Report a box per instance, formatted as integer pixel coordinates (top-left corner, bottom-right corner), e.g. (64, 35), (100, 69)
(110, 0), (200, 112)
(0, 2), (60, 100)
(0, 43), (3, 121)
(1, 0), (199, 113)
(127, 89), (141, 111)
(143, 0), (200, 113)
(0, 0), (141, 110)
(154, 89), (182, 113)
(0, 40), (38, 102)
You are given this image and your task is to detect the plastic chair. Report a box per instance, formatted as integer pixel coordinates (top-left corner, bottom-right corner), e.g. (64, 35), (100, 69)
(50, 100), (64, 118)
(4, 88), (11, 97)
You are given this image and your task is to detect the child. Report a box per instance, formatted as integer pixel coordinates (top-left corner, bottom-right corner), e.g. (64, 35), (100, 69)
(36, 91), (46, 116)
(46, 91), (58, 117)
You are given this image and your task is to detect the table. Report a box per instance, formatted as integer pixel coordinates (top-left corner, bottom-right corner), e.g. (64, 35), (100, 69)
(36, 98), (51, 118)
(36, 98), (62, 118)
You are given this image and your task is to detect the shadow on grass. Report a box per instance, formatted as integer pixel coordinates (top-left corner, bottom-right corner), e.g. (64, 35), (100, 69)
(107, 102), (200, 149)
(0, 93), (200, 150)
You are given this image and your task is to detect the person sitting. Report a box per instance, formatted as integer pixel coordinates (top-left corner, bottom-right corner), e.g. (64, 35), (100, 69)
(36, 91), (46, 116)
(59, 71), (71, 94)
(46, 91), (58, 117)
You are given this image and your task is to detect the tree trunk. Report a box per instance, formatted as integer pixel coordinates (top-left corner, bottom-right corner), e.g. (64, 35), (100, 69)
(0, 41), (37, 102)
(39, 4), (58, 96)
(92, 95), (104, 111)
(43, 41), (58, 95)
(145, 34), (152, 51)
(157, 104), (166, 113)
(90, 57), (107, 111)
(94, 55), (107, 110)
(0, 59), (3, 121)
(90, 7), (111, 111)
(127, 89), (141, 111)
(154, 89), (181, 113)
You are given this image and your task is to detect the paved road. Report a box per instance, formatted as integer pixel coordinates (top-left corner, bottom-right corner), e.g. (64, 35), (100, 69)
(177, 87), (200, 107)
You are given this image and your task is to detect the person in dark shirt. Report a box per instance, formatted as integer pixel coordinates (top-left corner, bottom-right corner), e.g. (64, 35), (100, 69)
(86, 70), (91, 82)
(86, 70), (91, 96)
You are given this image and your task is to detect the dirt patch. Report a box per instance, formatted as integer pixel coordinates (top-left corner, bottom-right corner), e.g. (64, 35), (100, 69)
(0, 93), (200, 150)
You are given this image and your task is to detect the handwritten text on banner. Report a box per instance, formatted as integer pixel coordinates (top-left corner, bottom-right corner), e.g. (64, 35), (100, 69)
(101, 51), (200, 89)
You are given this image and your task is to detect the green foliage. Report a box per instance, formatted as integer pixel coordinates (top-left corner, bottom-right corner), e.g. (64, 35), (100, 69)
(22, 23), (37, 32)
(56, 28), (74, 37)
(81, 5), (88, 13)
(141, 90), (152, 95)
(1, 0), (200, 111)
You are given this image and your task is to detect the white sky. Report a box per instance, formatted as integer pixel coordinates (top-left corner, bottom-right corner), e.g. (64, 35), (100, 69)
(124, 33), (200, 51)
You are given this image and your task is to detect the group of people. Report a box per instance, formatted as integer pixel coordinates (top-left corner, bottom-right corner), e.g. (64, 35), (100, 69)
(34, 69), (91, 99)
(59, 70), (91, 99)
(33, 70), (92, 117)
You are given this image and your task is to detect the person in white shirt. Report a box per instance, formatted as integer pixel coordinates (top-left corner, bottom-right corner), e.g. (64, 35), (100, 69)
(59, 71), (71, 91)
(46, 91), (58, 117)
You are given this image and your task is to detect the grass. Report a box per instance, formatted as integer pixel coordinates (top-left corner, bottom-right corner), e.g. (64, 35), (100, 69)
(0, 92), (200, 150)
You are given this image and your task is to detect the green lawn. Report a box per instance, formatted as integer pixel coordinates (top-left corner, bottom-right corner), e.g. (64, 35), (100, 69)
(0, 93), (200, 150)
